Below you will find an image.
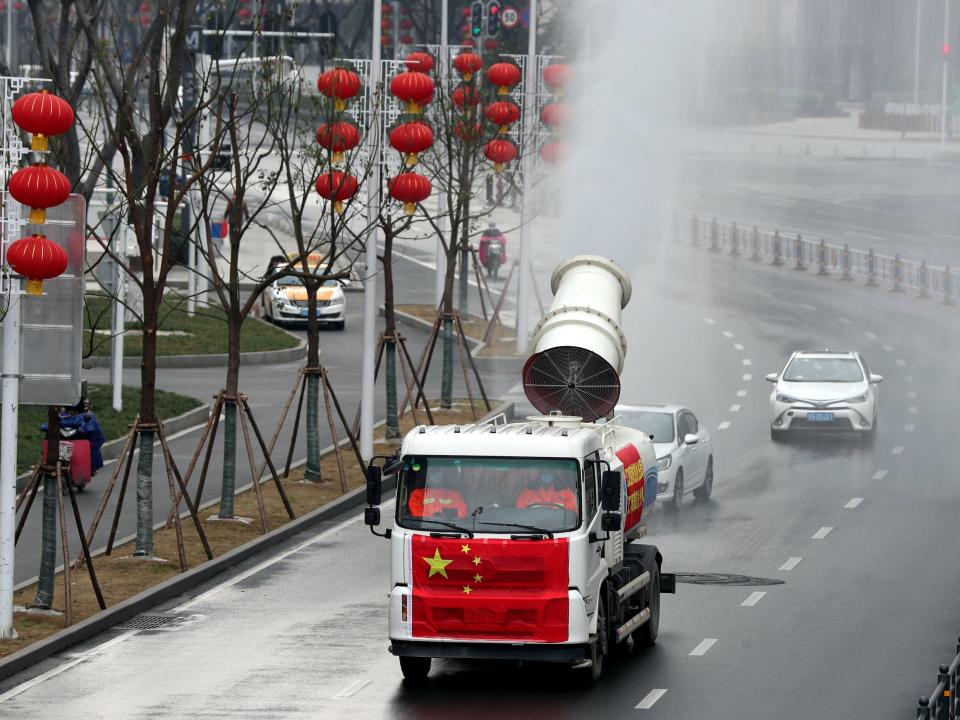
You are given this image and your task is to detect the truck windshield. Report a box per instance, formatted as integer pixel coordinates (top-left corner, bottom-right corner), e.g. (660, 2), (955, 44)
(396, 456), (582, 534)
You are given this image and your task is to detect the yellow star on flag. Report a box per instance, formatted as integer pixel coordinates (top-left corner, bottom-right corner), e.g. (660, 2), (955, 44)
(472, 555), (482, 566)
(461, 544), (471, 554)
(462, 585), (472, 595)
(473, 573), (483, 583)
(423, 548), (453, 579)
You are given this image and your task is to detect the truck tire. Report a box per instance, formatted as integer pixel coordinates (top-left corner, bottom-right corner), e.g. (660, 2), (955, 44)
(632, 563), (660, 650)
(399, 656), (431, 682)
(584, 595), (608, 683)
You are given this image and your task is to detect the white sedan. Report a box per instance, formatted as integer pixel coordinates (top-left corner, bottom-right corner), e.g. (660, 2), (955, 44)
(616, 404), (714, 510)
(261, 276), (346, 330)
(767, 350), (881, 442)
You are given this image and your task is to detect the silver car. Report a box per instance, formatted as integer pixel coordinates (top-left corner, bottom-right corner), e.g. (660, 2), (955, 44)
(616, 404), (715, 510)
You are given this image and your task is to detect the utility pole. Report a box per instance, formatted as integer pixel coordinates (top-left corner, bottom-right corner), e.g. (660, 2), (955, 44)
(435, 0), (448, 308)
(360, 1), (383, 462)
(0, 291), (19, 639)
(516, 0), (537, 353)
(916, 0), (924, 106)
(942, 0), (951, 150)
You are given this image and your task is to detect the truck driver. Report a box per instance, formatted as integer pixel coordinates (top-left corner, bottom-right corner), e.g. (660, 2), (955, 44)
(515, 470), (578, 511)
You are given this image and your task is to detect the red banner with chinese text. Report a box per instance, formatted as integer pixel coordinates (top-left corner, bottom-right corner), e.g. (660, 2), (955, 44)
(615, 442), (645, 532)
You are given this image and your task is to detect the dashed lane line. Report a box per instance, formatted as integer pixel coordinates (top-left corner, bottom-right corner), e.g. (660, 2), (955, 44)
(332, 678), (373, 699)
(722, 331), (734, 338)
(838, 317), (852, 324)
(907, 391), (917, 399)
(844, 497), (864, 509)
(736, 390), (747, 397)
(742, 358), (752, 366)
(864, 331), (878, 339)
(873, 470), (888, 480)
(799, 303), (817, 311)
(704, 317), (716, 325)
(636, 689), (668, 710)
(717, 421), (731, 430)
(812, 526), (834, 540)
(882, 344), (894, 352)
(895, 359), (907, 367)
(742, 592), (767, 607)
(742, 374), (752, 381)
(905, 375), (914, 383)
(892, 445), (904, 455)
(904, 424), (915, 432)
(690, 638), (718, 656)
(909, 406), (919, 415)
(779, 557), (803, 571)
(729, 404), (741, 412)
(734, 343), (744, 351)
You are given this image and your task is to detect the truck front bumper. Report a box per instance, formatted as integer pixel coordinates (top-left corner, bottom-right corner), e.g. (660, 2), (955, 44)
(389, 639), (591, 663)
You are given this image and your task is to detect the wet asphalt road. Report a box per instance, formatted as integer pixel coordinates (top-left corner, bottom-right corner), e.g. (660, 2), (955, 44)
(3, 234), (958, 718)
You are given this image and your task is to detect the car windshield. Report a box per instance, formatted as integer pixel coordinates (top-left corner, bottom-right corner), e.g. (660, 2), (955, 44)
(276, 275), (303, 287)
(397, 456), (581, 534)
(618, 410), (674, 443)
(782, 358), (864, 383)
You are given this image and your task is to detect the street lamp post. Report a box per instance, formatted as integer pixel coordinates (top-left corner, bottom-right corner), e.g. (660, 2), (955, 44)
(516, 0), (537, 354)
(942, 0), (951, 150)
(916, 0), (924, 106)
(435, 0), (448, 308)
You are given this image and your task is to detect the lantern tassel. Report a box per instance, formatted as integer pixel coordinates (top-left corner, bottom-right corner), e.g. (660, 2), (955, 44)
(463, 72), (473, 82)
(406, 101), (421, 114)
(31, 134), (49, 152)
(334, 99), (347, 112)
(403, 202), (416, 215)
(24, 278), (43, 296)
(334, 200), (345, 214)
(404, 153), (418, 168)
(494, 163), (504, 174)
(498, 86), (509, 96)
(332, 151), (345, 165)
(28, 207), (46, 224)
(498, 125), (509, 135)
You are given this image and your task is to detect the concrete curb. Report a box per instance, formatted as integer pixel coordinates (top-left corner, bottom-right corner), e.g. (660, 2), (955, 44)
(0, 399), (513, 684)
(14, 404), (211, 494)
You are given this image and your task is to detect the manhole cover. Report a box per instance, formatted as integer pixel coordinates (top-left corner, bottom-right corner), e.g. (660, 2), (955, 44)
(115, 614), (183, 631)
(674, 573), (785, 587)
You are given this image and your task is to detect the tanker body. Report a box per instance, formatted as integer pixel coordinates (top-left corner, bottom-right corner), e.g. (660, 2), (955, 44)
(364, 255), (676, 682)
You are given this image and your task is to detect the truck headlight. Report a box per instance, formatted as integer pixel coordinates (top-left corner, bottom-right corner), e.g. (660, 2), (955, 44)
(657, 454), (672, 471)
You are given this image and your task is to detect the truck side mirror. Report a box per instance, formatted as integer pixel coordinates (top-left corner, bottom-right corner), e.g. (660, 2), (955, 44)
(365, 507), (381, 527)
(601, 512), (621, 532)
(365, 465), (382, 506)
(601, 470), (621, 511)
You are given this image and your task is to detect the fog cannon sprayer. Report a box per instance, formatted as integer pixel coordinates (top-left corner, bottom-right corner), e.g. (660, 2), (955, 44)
(522, 255), (632, 422)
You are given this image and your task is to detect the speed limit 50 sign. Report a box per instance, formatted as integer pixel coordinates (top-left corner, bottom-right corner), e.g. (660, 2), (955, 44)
(500, 5), (519, 29)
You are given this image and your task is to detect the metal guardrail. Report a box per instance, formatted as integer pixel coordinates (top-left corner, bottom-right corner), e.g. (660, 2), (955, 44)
(686, 215), (959, 305)
(916, 640), (960, 719)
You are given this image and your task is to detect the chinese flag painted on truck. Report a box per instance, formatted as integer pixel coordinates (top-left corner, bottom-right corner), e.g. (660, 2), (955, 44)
(410, 535), (569, 642)
(615, 442), (646, 531)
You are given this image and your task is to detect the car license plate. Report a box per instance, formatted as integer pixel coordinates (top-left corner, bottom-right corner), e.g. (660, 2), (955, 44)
(807, 412), (834, 422)
(300, 308), (309, 317)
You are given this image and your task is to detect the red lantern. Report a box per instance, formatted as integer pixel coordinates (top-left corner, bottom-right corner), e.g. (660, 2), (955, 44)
(317, 67), (362, 112)
(389, 121), (433, 167)
(315, 119), (362, 165)
(461, 7), (471, 17)
(400, 34), (414, 45)
(452, 84), (481, 108)
(381, 34), (393, 47)
(381, 2), (392, 14)
(405, 51), (435, 73)
(388, 172), (432, 215)
(540, 141), (563, 165)
(139, 14), (150, 27)
(11, 90), (75, 152)
(543, 63), (571, 95)
(453, 52), (483, 81)
(13, 1), (23, 10)
(540, 102), (569, 129)
(390, 71), (435, 114)
(380, 18), (392, 30)
(484, 138), (517, 173)
(400, 17), (413, 30)
(315, 170), (359, 214)
(487, 62), (521, 96)
(138, 1), (150, 11)
(485, 101), (520, 133)
(453, 121), (482, 142)
(483, 38), (499, 52)
(6, 234), (68, 296)
(9, 164), (71, 224)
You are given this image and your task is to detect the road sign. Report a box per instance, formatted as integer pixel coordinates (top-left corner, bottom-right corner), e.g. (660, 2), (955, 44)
(186, 26), (201, 52)
(501, 6), (519, 29)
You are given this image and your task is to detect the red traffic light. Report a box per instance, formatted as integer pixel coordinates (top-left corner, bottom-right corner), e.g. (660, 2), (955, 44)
(490, 4), (498, 12)
(944, 42), (952, 55)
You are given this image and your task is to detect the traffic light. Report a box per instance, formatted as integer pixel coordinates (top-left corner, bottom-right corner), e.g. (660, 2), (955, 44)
(470, 1), (484, 37)
(487, 0), (501, 37)
(944, 42), (953, 58)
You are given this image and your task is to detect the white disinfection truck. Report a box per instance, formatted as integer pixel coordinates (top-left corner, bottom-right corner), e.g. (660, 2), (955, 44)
(365, 255), (674, 682)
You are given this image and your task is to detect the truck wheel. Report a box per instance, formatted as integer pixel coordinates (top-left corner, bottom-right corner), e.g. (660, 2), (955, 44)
(590, 595), (608, 682)
(399, 656), (431, 682)
(694, 458), (713, 500)
(632, 563), (660, 650)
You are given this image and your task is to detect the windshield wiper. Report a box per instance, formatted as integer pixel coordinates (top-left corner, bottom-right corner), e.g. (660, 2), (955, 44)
(413, 519), (474, 538)
(478, 521), (555, 539)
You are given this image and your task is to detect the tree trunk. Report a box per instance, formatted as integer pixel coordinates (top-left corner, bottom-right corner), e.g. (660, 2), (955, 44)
(30, 474), (57, 609)
(134, 300), (158, 557)
(383, 230), (400, 439)
(304, 282), (322, 482)
(219, 312), (242, 518)
(440, 256), (457, 410)
(459, 200), (471, 315)
(133, 431), (155, 557)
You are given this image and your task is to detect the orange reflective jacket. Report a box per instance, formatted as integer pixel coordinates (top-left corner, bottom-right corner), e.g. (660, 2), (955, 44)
(408, 488), (468, 519)
(515, 487), (577, 511)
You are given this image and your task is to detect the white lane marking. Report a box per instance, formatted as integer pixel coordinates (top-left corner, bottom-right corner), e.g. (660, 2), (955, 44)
(907, 391), (917, 399)
(690, 638), (718, 656)
(882, 344), (895, 352)
(704, 317), (716, 325)
(904, 424), (915, 432)
(742, 358), (752, 366)
(722, 331), (734, 338)
(734, 343), (744, 351)
(873, 470), (888, 480)
(0, 502), (395, 705)
(779, 557), (803, 571)
(905, 374), (914, 383)
(892, 445), (904, 455)
(864, 331), (878, 339)
(844, 497), (864, 509)
(811, 526), (833, 540)
(895, 359), (907, 367)
(729, 404), (741, 412)
(754, 290), (774, 298)
(332, 678), (373, 699)
(636, 689), (668, 710)
(742, 373), (752, 381)
(717, 421), (731, 430)
(736, 390), (747, 397)
(799, 303), (817, 311)
(742, 591), (767, 607)
(909, 406), (919, 415)
(838, 317), (852, 324)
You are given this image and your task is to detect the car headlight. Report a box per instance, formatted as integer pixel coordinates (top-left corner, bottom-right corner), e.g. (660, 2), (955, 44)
(657, 454), (672, 471)
(775, 392), (798, 403)
(329, 296), (345, 306)
(844, 394), (868, 403)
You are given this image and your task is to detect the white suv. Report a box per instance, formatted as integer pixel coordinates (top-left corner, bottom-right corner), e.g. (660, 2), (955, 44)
(767, 351), (882, 442)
